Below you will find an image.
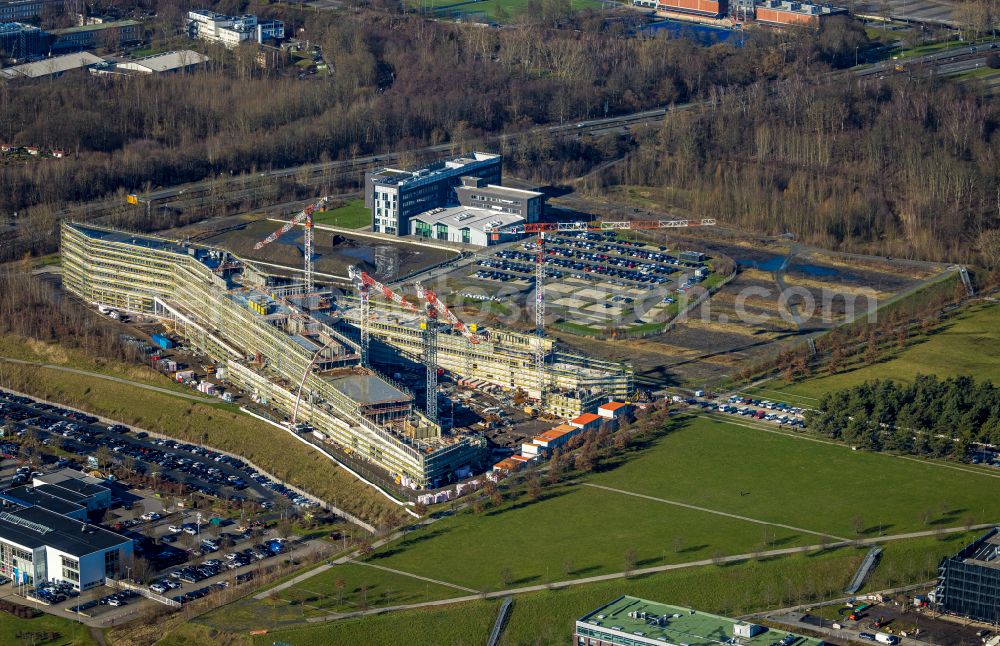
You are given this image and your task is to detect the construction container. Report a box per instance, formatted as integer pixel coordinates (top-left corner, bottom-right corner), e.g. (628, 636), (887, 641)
(198, 381), (218, 395)
(175, 370), (195, 382)
(151, 333), (175, 350)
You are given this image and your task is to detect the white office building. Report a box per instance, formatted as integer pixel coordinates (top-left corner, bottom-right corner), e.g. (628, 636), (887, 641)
(409, 206), (524, 247)
(0, 505), (133, 590)
(187, 10), (284, 48)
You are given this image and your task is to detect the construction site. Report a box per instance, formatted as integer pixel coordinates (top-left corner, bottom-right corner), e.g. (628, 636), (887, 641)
(59, 201), (635, 491)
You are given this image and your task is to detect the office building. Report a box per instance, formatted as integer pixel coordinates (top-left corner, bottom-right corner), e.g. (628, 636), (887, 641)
(366, 152), (502, 236)
(0, 504), (133, 589)
(455, 177), (544, 223)
(0, 21), (49, 58)
(576, 596), (826, 646)
(0, 0), (59, 22)
(49, 19), (141, 50)
(936, 527), (1000, 624)
(187, 10), (284, 48)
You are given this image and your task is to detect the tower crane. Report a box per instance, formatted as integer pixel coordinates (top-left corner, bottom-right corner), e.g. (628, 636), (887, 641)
(484, 217), (717, 406)
(347, 265), (418, 368)
(254, 197), (331, 294)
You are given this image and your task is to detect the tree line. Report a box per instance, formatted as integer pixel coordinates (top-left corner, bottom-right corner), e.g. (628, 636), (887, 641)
(807, 375), (1000, 458)
(600, 70), (1000, 265)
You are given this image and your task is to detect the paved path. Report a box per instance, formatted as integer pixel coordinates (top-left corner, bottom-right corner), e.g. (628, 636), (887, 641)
(583, 482), (849, 541)
(349, 560), (479, 594)
(0, 356), (214, 403)
(257, 522), (1000, 626)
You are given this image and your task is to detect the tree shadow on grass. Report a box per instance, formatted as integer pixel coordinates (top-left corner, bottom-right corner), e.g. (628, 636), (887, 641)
(484, 487), (572, 518)
(678, 544), (709, 554)
(369, 527), (451, 560)
(568, 564), (602, 577)
(861, 524), (895, 535)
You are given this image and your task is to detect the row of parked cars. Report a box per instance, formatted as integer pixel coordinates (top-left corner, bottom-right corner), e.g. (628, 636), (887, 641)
(26, 580), (80, 604)
(249, 471), (316, 507)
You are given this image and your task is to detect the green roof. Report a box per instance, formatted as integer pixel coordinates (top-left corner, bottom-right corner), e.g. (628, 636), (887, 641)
(576, 596), (826, 646)
(50, 19), (140, 35)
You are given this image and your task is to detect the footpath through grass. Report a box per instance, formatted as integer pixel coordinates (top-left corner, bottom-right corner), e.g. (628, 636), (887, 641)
(750, 301), (1000, 406)
(337, 414), (1000, 593)
(313, 199), (369, 229)
(158, 531), (972, 646)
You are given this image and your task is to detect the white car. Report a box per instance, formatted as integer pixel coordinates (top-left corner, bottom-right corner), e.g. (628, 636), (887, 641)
(149, 582), (168, 594)
(140, 512), (161, 522)
(167, 525), (182, 533)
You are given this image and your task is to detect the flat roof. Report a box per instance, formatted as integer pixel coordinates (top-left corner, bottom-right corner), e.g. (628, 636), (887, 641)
(68, 223), (224, 270)
(0, 485), (86, 516)
(50, 19), (140, 34)
(33, 471), (108, 499)
(0, 52), (103, 79)
(370, 152), (500, 188)
(324, 373), (410, 405)
(0, 506), (130, 556)
(578, 596), (825, 646)
(572, 413), (600, 425)
(411, 206), (523, 234)
(599, 401), (629, 411)
(474, 184), (543, 199)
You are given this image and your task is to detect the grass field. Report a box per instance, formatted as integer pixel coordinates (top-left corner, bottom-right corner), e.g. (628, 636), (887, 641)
(313, 199), (369, 229)
(751, 301), (1000, 406)
(197, 562), (465, 631)
(338, 414), (1000, 593)
(155, 531), (974, 646)
(0, 612), (98, 646)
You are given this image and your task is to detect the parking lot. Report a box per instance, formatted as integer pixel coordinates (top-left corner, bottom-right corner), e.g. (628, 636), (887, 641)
(0, 390), (319, 511)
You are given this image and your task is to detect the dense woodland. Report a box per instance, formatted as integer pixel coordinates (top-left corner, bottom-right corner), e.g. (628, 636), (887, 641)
(808, 375), (1000, 458)
(0, 12), (868, 254)
(604, 74), (1000, 264)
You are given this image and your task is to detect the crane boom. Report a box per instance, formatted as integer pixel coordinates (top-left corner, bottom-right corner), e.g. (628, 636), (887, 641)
(414, 282), (482, 344)
(347, 266), (419, 313)
(485, 218), (716, 238)
(254, 197), (330, 293)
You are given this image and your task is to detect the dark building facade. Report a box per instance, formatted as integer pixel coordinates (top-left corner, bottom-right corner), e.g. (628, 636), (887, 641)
(455, 176), (543, 223)
(936, 528), (1000, 624)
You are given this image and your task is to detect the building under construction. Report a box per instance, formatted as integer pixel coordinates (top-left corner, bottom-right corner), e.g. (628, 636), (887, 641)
(61, 222), (485, 489)
(337, 300), (633, 419)
(60, 220), (633, 486)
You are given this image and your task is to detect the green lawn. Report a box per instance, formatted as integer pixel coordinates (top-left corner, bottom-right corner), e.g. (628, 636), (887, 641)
(588, 415), (1000, 539)
(197, 561), (465, 631)
(751, 301), (1000, 406)
(313, 199), (370, 229)
(205, 531), (973, 646)
(0, 612), (98, 646)
(349, 414), (1000, 593)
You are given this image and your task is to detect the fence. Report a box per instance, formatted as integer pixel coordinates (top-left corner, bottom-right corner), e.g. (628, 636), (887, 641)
(106, 577), (181, 608)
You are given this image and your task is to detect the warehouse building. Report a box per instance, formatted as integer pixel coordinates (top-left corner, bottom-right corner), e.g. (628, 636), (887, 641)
(0, 504), (133, 590)
(0, 485), (89, 521)
(576, 596), (826, 646)
(409, 206), (523, 247)
(32, 469), (112, 512)
(115, 50), (209, 74)
(0, 51), (102, 78)
(936, 527), (1000, 624)
(366, 152), (502, 236)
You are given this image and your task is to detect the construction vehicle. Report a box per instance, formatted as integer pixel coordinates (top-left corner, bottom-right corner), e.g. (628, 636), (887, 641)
(254, 197), (330, 294)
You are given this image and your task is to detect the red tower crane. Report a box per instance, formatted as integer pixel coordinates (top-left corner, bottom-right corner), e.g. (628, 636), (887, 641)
(254, 197), (331, 294)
